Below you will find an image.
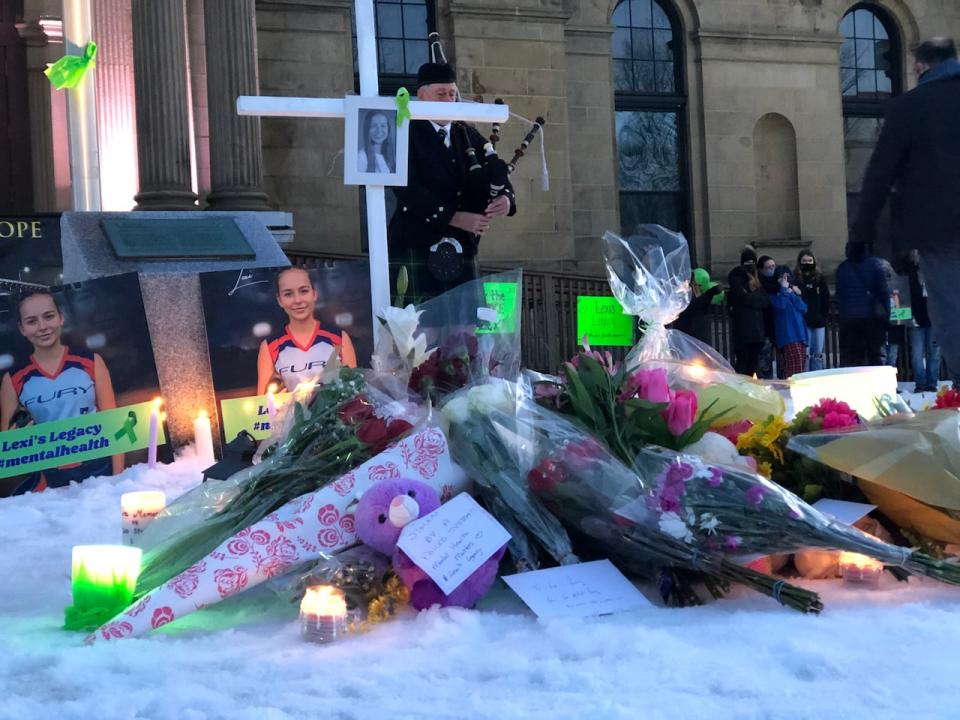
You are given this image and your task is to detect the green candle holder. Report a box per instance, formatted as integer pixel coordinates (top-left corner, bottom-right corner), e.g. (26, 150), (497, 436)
(64, 545), (142, 632)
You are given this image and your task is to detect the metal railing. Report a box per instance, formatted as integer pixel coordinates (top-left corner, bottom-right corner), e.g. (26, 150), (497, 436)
(286, 250), (927, 379)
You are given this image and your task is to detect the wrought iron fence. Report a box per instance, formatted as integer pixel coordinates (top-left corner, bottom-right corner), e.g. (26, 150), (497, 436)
(286, 250), (923, 379)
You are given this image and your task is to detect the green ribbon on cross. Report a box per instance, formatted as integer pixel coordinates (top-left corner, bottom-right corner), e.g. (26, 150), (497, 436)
(45, 41), (98, 90)
(113, 411), (138, 444)
(395, 87), (412, 128)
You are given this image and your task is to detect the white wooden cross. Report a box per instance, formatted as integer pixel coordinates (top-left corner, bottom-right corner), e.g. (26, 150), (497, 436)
(237, 0), (509, 334)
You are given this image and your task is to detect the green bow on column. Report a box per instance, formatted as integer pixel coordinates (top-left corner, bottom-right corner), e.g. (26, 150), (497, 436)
(113, 411), (138, 444)
(45, 41), (98, 90)
(395, 87), (412, 128)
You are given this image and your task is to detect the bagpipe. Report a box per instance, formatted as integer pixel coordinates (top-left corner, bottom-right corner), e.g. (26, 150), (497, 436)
(454, 103), (546, 215)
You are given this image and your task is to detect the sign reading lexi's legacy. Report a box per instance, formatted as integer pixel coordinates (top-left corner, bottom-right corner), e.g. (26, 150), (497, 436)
(101, 217), (256, 260)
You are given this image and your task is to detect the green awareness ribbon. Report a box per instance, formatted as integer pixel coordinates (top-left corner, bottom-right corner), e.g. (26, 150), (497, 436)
(395, 87), (412, 127)
(45, 41), (98, 90)
(113, 411), (138, 444)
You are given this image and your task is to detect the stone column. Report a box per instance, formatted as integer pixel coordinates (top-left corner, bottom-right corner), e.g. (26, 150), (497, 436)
(16, 18), (60, 212)
(203, 0), (270, 210)
(132, 0), (198, 209)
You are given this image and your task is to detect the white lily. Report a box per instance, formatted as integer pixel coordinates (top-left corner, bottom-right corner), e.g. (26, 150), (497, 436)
(658, 511), (693, 543)
(376, 305), (435, 368)
(699, 512), (720, 536)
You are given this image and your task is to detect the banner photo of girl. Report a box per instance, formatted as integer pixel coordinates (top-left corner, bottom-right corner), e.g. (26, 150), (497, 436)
(0, 272), (163, 496)
(199, 262), (373, 443)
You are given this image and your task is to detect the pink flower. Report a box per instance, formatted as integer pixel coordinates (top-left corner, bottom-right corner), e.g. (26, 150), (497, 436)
(662, 390), (698, 436)
(714, 420), (753, 444)
(707, 467), (724, 488)
(809, 398), (858, 429)
(745, 485), (766, 507)
(213, 568), (249, 599)
(620, 368), (673, 404)
(150, 606), (175, 629)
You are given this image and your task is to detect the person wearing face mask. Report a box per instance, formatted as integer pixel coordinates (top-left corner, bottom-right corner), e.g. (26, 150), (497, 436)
(726, 246), (769, 376)
(767, 267), (809, 378)
(794, 250), (831, 371)
(756, 255), (779, 378)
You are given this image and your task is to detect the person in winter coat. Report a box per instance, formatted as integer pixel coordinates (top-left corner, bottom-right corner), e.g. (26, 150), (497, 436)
(671, 269), (722, 347)
(794, 250), (831, 371)
(756, 255), (779, 378)
(727, 247), (769, 376)
(768, 266), (809, 378)
(852, 37), (960, 385)
(835, 242), (891, 366)
(904, 250), (942, 392)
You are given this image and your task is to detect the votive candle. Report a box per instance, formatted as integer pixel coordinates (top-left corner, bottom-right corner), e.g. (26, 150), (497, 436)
(839, 551), (883, 587)
(193, 409), (215, 463)
(71, 545), (143, 611)
(120, 491), (166, 547)
(300, 585), (348, 644)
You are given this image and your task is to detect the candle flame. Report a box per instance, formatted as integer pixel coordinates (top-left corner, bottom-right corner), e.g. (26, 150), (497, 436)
(300, 585), (347, 617)
(839, 552), (883, 570)
(152, 397), (163, 410)
(197, 409), (209, 420)
(267, 383), (278, 397)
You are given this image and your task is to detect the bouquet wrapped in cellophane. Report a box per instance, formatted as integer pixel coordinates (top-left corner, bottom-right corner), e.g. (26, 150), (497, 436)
(135, 364), (420, 595)
(789, 408), (960, 546)
(442, 379), (823, 612)
(600, 227), (783, 425)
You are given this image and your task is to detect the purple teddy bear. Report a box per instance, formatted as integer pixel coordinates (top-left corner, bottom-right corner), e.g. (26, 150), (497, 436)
(355, 478), (505, 611)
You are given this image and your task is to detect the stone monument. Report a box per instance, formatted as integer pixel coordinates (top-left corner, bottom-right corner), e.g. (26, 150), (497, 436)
(60, 210), (290, 452)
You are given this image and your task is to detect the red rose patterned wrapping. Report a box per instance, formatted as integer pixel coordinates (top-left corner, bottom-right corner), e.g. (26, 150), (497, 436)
(88, 428), (466, 642)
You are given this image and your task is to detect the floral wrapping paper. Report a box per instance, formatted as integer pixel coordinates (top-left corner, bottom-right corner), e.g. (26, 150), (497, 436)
(89, 428), (466, 642)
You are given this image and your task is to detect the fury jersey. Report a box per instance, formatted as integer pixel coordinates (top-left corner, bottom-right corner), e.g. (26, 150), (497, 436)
(267, 322), (342, 391)
(11, 347), (98, 425)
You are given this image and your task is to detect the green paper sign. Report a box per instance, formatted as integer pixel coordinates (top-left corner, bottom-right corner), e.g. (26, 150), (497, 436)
(577, 296), (634, 346)
(477, 282), (518, 335)
(220, 395), (275, 441)
(0, 400), (165, 479)
(890, 307), (913, 323)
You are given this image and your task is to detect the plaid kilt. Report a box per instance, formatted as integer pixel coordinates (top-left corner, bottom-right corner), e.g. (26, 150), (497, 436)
(389, 247), (480, 307)
(781, 341), (807, 378)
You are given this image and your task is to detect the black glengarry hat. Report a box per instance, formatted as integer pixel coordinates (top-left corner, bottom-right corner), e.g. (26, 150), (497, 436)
(416, 62), (456, 88)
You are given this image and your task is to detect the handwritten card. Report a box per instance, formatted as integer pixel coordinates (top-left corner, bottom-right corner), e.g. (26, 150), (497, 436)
(503, 560), (650, 619)
(813, 499), (876, 527)
(397, 493), (511, 595)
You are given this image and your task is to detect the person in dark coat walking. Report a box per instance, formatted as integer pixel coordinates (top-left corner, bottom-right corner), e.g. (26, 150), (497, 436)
(794, 249), (831, 371)
(671, 270), (722, 347)
(852, 37), (960, 383)
(727, 247), (769, 376)
(388, 61), (516, 305)
(904, 250), (943, 392)
(835, 242), (891, 367)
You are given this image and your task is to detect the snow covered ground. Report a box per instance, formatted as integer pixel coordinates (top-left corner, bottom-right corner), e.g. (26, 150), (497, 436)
(2, 455), (960, 720)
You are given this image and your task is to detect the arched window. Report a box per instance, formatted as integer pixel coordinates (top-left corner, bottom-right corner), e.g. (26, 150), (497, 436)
(839, 4), (902, 255)
(352, 0), (432, 95)
(612, 0), (689, 242)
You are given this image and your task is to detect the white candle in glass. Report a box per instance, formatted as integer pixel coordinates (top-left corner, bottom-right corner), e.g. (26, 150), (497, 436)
(120, 491), (166, 547)
(193, 410), (215, 463)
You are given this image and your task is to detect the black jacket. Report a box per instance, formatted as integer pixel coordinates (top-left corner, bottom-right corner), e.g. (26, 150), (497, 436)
(908, 268), (931, 328)
(798, 273), (831, 328)
(836, 255), (890, 321)
(389, 120), (516, 256)
(671, 287), (720, 346)
(853, 61), (960, 253)
(727, 266), (769, 346)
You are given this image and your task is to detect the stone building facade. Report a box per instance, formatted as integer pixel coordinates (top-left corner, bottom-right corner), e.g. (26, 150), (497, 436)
(3, 0), (959, 276)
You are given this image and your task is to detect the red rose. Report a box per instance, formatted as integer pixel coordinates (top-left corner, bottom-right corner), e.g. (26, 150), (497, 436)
(339, 514), (356, 535)
(167, 572), (200, 599)
(150, 606), (175, 629)
(101, 621), (134, 640)
(528, 458), (567, 494)
(357, 417), (389, 448)
(384, 419), (414, 443)
(338, 395), (375, 425)
(266, 537), (299, 563)
(318, 528), (341, 548)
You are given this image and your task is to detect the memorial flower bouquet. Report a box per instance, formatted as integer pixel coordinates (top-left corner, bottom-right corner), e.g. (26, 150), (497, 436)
(789, 408), (960, 547)
(443, 380), (824, 612)
(135, 366), (418, 594)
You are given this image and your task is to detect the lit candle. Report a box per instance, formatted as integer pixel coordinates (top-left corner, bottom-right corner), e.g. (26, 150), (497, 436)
(193, 409), (215, 463)
(839, 551), (884, 587)
(147, 398), (162, 467)
(266, 384), (278, 428)
(65, 545), (142, 630)
(120, 491), (167, 547)
(299, 585), (348, 644)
